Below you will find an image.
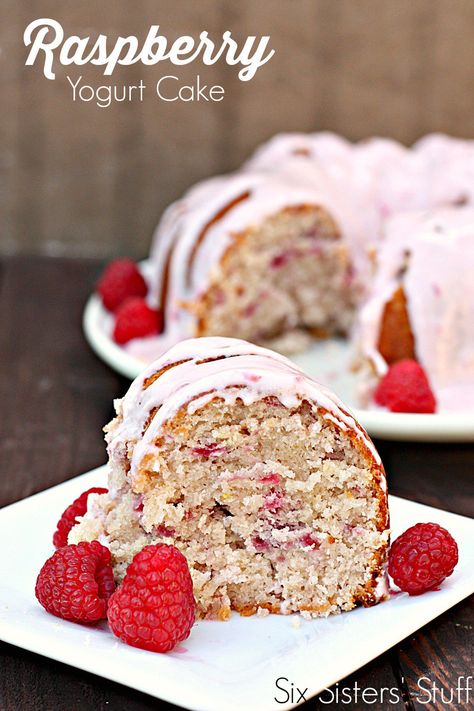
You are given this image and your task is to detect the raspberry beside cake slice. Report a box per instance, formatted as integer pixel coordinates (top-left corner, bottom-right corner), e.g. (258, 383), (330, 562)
(70, 337), (389, 619)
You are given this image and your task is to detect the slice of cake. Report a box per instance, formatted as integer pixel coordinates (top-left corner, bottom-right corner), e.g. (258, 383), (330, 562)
(70, 337), (389, 619)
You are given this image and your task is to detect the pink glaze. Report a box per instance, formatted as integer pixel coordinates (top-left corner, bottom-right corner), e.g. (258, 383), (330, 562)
(107, 337), (382, 482)
(245, 373), (262, 383)
(245, 132), (474, 224)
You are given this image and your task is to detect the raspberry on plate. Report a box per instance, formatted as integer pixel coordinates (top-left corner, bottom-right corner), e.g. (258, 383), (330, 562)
(53, 487), (108, 549)
(113, 298), (162, 345)
(388, 522), (458, 595)
(97, 258), (148, 312)
(374, 359), (437, 413)
(35, 541), (115, 622)
(108, 544), (195, 653)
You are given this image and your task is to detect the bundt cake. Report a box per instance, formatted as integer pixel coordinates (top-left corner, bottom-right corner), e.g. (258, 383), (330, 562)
(355, 207), (474, 412)
(126, 132), (472, 357)
(70, 337), (389, 619)
(107, 130), (474, 413)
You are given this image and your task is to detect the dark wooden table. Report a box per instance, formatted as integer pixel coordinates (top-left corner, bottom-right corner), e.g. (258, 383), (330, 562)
(0, 256), (472, 711)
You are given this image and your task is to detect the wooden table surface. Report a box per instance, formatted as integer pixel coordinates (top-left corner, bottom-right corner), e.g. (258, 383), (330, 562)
(0, 256), (472, 711)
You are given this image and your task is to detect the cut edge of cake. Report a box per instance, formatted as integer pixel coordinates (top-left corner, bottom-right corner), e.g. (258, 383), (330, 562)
(70, 337), (390, 620)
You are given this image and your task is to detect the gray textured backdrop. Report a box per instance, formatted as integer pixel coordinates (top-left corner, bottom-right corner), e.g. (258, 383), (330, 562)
(2, 0), (474, 258)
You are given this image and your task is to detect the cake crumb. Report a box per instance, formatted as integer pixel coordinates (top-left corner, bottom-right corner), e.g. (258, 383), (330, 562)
(291, 615), (301, 629)
(70, 361), (388, 621)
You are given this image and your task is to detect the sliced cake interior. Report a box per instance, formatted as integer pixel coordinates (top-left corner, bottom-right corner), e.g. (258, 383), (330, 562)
(70, 337), (389, 619)
(149, 168), (366, 354)
(194, 204), (357, 348)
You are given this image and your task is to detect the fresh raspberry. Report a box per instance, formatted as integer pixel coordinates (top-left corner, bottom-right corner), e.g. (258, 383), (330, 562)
(388, 522), (458, 595)
(97, 258), (148, 312)
(53, 487), (108, 549)
(374, 359), (437, 413)
(113, 297), (162, 345)
(107, 544), (195, 652)
(35, 541), (115, 622)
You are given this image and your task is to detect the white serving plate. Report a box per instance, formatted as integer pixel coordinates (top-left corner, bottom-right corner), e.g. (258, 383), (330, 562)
(0, 466), (473, 711)
(84, 274), (474, 442)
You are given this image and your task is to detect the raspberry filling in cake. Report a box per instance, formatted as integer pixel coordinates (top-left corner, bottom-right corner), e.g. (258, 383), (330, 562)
(70, 337), (389, 620)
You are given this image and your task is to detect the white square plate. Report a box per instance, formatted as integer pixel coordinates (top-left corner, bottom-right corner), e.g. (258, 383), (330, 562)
(0, 466), (473, 711)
